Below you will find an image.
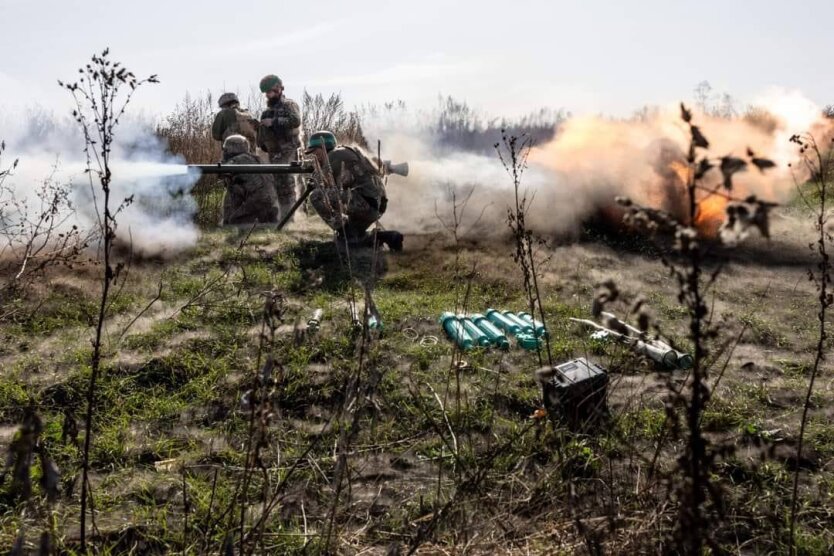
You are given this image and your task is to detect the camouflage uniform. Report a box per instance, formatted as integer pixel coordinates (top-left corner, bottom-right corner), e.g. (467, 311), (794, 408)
(310, 146), (387, 240)
(221, 150), (279, 226)
(257, 96), (302, 220)
(212, 106), (259, 152)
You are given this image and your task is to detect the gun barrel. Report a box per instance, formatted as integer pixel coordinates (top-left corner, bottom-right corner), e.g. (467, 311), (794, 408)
(188, 163), (314, 175)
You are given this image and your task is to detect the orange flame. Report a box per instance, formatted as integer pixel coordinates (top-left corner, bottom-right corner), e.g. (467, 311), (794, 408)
(668, 160), (691, 185)
(694, 195), (727, 237)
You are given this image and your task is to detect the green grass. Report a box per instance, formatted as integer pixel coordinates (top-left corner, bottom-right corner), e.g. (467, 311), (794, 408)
(0, 226), (829, 554)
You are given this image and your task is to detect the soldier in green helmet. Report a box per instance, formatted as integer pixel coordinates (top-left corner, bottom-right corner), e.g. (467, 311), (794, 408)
(305, 131), (403, 251)
(256, 74), (302, 222)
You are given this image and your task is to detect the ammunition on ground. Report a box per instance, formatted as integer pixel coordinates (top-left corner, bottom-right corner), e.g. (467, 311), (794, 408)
(348, 302), (362, 330)
(516, 333), (541, 351)
(633, 340), (679, 367)
(458, 315), (491, 347)
(517, 312), (548, 338)
(485, 309), (523, 335)
(469, 313), (510, 350)
(598, 312), (691, 369)
(502, 311), (535, 335)
(675, 353), (694, 370)
(570, 317), (682, 369)
(307, 309), (323, 332)
(439, 312), (474, 350)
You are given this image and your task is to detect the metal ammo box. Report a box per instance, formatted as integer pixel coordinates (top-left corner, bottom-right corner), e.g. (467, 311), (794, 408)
(541, 358), (608, 429)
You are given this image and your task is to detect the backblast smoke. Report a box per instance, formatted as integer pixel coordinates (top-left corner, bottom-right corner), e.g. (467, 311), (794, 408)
(0, 112), (199, 256)
(369, 89), (833, 240)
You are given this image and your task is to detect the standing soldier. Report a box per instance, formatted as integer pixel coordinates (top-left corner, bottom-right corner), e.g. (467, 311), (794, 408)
(219, 135), (279, 226)
(257, 75), (302, 222)
(211, 92), (259, 152)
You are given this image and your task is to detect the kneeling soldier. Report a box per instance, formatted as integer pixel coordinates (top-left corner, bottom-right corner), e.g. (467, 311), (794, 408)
(220, 135), (279, 226)
(305, 131), (402, 251)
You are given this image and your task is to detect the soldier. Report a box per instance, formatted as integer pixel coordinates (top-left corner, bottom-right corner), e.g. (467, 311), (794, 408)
(220, 135), (279, 226)
(256, 74), (302, 222)
(211, 92), (259, 151)
(305, 131), (403, 251)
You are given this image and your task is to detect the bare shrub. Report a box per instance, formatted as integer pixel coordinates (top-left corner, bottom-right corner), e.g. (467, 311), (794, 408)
(617, 104), (777, 552)
(432, 96), (563, 154)
(787, 131), (833, 553)
(0, 143), (91, 299)
(497, 131), (553, 366)
(302, 90), (367, 147)
(156, 93), (223, 228)
(60, 48), (158, 549)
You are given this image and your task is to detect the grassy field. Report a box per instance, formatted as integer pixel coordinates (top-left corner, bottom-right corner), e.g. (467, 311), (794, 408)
(0, 204), (832, 554)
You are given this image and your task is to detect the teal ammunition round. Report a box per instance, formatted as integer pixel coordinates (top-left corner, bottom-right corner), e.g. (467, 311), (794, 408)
(516, 333), (541, 351)
(439, 312), (474, 350)
(485, 309), (522, 335)
(367, 315), (383, 330)
(502, 311), (535, 335)
(458, 316), (491, 347)
(675, 353), (694, 369)
(517, 312), (548, 338)
(469, 313), (510, 350)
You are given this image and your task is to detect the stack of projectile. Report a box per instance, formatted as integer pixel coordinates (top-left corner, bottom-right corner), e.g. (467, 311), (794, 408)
(439, 312), (509, 351)
(485, 309), (548, 351)
(438, 310), (547, 352)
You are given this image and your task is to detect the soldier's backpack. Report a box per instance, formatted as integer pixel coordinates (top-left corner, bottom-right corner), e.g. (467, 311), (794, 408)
(341, 146), (388, 214)
(223, 108), (258, 148)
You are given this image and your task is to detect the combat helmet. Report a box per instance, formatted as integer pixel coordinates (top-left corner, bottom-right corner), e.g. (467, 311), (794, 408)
(259, 74), (283, 93)
(306, 131), (337, 153)
(218, 92), (239, 108)
(222, 134), (250, 155)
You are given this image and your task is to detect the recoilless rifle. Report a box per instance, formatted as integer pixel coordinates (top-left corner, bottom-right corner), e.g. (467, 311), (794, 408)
(187, 155), (408, 231)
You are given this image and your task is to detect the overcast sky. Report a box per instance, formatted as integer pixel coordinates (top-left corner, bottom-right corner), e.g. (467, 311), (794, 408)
(1, 0), (832, 120)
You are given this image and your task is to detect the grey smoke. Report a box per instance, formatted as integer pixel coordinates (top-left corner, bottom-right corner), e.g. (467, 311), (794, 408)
(0, 109), (199, 255)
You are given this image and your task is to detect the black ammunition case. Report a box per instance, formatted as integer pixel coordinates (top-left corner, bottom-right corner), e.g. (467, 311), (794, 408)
(541, 358), (608, 429)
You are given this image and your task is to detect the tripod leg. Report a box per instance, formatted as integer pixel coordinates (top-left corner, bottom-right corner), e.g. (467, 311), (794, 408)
(276, 184), (314, 231)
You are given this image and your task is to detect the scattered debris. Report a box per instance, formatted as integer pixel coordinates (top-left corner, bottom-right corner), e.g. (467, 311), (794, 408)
(153, 458), (179, 473)
(307, 308), (323, 332)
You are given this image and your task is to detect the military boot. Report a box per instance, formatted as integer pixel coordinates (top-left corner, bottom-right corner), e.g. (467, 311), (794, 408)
(375, 230), (404, 252)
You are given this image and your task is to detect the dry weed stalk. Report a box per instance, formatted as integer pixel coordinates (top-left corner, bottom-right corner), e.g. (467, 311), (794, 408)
(59, 48), (158, 549)
(496, 131), (553, 366)
(617, 103), (777, 553)
(2, 409), (60, 553)
(787, 132), (833, 554)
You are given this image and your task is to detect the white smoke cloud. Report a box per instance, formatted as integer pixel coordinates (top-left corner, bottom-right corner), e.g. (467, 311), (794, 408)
(0, 109), (199, 256)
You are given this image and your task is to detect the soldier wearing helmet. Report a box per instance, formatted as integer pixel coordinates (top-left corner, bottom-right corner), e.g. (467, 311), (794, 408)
(305, 131), (402, 251)
(256, 74), (302, 222)
(219, 135), (278, 226)
(211, 92), (259, 152)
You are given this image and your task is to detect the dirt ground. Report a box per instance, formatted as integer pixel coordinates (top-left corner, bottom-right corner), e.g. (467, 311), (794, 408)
(0, 208), (831, 554)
